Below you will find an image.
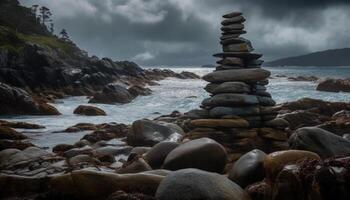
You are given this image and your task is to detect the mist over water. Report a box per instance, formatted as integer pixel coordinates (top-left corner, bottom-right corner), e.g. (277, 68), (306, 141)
(1, 66), (350, 148)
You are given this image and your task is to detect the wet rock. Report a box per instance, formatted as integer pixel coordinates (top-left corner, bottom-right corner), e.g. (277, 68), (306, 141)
(209, 106), (260, 118)
(280, 110), (329, 130)
(156, 168), (249, 200)
(82, 123), (129, 143)
(0, 140), (34, 151)
(63, 146), (93, 159)
(130, 146), (151, 156)
(246, 181), (272, 200)
(289, 127), (350, 158)
(107, 191), (155, 200)
(228, 149), (267, 188)
(128, 85), (152, 98)
(144, 141), (179, 169)
(206, 82), (251, 94)
(0, 120), (45, 129)
(0, 126), (27, 140)
(117, 156), (152, 174)
(272, 165), (304, 200)
(203, 68), (270, 83)
(259, 128), (288, 141)
(50, 169), (164, 199)
(0, 147), (52, 169)
(317, 78), (350, 93)
(73, 105), (107, 116)
(95, 146), (133, 157)
(264, 150), (320, 181)
(190, 118), (249, 128)
(278, 98), (350, 117)
(264, 118), (290, 129)
(184, 109), (210, 119)
(287, 76), (318, 82)
(68, 154), (97, 166)
(163, 138), (227, 173)
(202, 93), (259, 107)
(63, 123), (99, 132)
(0, 83), (60, 115)
(52, 144), (75, 154)
(89, 84), (133, 104)
(127, 120), (183, 146)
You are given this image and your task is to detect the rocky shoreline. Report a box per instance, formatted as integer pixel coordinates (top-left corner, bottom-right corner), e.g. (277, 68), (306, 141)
(1, 11), (350, 200)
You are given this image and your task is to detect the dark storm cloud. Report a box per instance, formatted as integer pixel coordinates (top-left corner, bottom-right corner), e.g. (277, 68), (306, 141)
(19, 0), (350, 65)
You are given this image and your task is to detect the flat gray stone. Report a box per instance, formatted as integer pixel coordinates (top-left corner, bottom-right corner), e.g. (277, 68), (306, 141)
(223, 42), (254, 52)
(221, 24), (244, 32)
(217, 57), (244, 66)
(221, 16), (246, 26)
(208, 82), (251, 94)
(223, 12), (242, 18)
(202, 94), (259, 107)
(203, 68), (270, 83)
(213, 52), (262, 59)
(209, 106), (260, 118)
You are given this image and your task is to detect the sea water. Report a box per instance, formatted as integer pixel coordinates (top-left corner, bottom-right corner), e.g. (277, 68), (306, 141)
(1, 66), (350, 148)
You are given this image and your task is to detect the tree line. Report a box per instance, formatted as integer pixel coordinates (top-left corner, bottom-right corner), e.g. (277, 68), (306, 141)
(31, 5), (70, 41)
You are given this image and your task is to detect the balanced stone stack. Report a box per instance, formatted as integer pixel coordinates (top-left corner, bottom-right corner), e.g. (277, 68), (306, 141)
(187, 12), (289, 161)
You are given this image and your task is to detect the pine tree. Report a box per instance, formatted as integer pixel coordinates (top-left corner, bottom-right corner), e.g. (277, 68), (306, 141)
(39, 6), (51, 25)
(59, 29), (70, 41)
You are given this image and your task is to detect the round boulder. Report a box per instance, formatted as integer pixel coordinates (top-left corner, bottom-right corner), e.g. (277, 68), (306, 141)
(289, 127), (350, 158)
(73, 105), (107, 116)
(144, 141), (179, 169)
(163, 138), (227, 173)
(156, 168), (250, 200)
(127, 120), (183, 147)
(264, 150), (320, 181)
(228, 149), (267, 188)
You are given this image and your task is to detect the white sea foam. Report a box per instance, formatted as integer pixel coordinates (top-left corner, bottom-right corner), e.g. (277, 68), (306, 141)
(1, 66), (350, 148)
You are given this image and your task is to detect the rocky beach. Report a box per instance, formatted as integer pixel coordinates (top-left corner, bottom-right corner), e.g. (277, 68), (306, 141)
(1, 1), (350, 200)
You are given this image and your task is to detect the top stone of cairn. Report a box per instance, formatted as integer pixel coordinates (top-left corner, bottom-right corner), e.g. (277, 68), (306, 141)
(222, 12), (242, 19)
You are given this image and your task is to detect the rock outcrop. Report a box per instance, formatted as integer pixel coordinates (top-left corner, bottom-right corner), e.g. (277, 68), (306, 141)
(0, 83), (60, 115)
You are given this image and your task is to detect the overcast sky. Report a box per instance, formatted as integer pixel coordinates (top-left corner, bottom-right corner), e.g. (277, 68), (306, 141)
(20, 0), (350, 66)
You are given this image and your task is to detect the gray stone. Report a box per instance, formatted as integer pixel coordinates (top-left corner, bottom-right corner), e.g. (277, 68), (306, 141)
(184, 109), (210, 119)
(258, 96), (276, 106)
(163, 138), (227, 173)
(209, 82), (251, 94)
(289, 127), (350, 158)
(223, 12), (242, 18)
(221, 24), (244, 32)
(221, 16), (246, 26)
(156, 169), (249, 200)
(209, 106), (260, 118)
(216, 65), (244, 70)
(223, 42), (254, 52)
(127, 120), (183, 146)
(217, 57), (244, 66)
(144, 141), (179, 169)
(229, 149), (267, 188)
(203, 68), (270, 83)
(213, 52), (262, 59)
(202, 93), (259, 107)
(220, 34), (240, 40)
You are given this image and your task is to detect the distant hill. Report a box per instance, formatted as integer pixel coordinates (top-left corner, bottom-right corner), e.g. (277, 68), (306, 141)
(265, 48), (350, 67)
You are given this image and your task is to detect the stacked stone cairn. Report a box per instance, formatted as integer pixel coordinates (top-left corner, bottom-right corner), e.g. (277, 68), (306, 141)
(187, 12), (289, 162)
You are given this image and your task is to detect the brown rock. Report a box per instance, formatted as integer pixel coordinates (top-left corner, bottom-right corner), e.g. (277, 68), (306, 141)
(190, 119), (249, 128)
(0, 126), (27, 140)
(264, 150), (321, 181)
(73, 105), (107, 116)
